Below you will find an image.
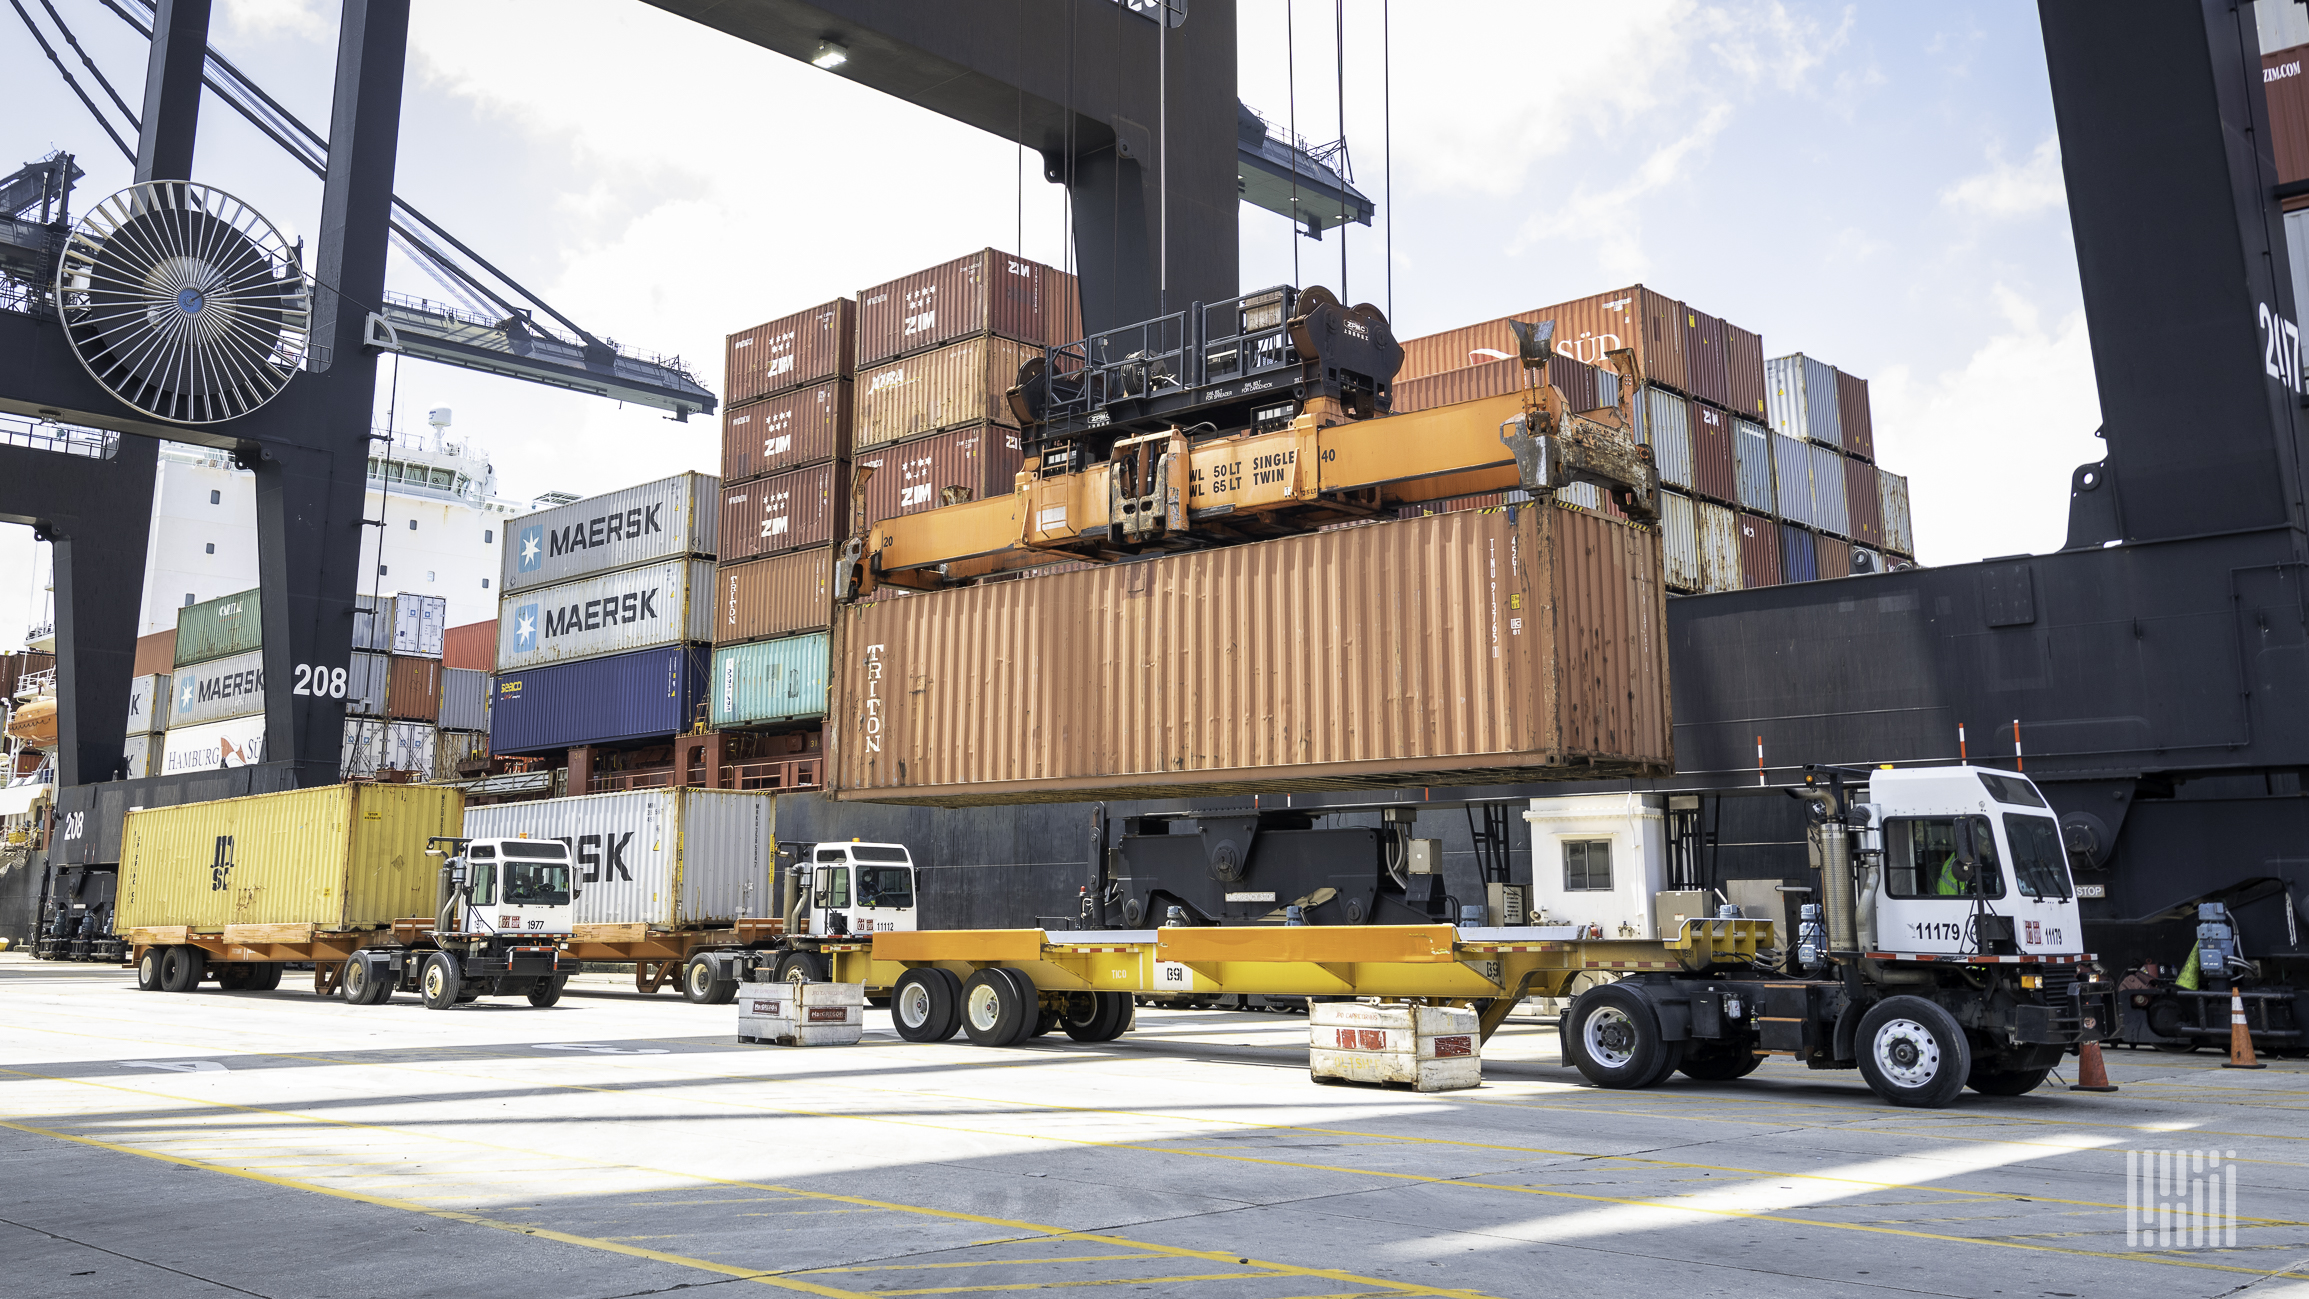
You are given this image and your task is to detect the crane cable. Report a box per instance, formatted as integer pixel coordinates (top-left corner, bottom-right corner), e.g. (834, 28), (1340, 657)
(1287, 0), (1299, 288)
(9, 0), (134, 162)
(1384, 0), (1392, 322)
(1335, 0), (1345, 303)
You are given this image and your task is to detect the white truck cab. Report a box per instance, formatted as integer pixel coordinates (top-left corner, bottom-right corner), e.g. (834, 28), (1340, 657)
(1861, 766), (2082, 959)
(457, 837), (577, 940)
(798, 842), (919, 937)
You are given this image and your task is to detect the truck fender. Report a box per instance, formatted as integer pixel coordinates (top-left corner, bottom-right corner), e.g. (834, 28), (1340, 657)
(1833, 997), (1863, 1064)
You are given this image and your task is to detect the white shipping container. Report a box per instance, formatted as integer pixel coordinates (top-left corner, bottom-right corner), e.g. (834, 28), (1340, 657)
(391, 592), (448, 657)
(160, 716), (266, 774)
(502, 471), (720, 594)
(125, 673), (169, 736)
(461, 788), (776, 929)
(1696, 499), (1742, 593)
(439, 667), (488, 731)
(342, 719), (437, 779)
(122, 732), (161, 778)
(495, 558), (715, 671)
(1660, 492), (1701, 592)
(168, 649), (267, 727)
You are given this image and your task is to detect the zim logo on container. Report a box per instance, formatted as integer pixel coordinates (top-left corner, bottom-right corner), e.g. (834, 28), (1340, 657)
(517, 525), (545, 572)
(209, 835), (233, 891)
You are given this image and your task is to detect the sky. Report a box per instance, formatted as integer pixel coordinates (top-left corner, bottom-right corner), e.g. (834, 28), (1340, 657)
(0, 0), (2105, 651)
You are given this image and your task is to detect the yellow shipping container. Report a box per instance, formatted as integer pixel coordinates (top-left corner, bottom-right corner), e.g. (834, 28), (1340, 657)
(116, 784), (464, 933)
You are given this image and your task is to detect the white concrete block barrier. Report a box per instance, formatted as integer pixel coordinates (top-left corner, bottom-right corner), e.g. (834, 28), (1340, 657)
(1308, 1001), (1481, 1091)
(737, 981), (867, 1046)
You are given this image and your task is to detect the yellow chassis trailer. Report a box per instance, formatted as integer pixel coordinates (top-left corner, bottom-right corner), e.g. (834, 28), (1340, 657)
(823, 920), (1775, 1043)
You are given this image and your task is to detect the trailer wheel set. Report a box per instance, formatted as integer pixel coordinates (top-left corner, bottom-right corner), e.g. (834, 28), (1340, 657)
(882, 965), (1133, 1047)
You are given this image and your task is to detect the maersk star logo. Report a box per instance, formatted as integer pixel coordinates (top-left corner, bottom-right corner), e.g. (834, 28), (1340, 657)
(513, 604), (539, 650)
(178, 677), (197, 714)
(517, 525), (544, 572)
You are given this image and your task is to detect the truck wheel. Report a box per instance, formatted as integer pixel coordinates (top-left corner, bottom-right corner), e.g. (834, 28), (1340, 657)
(216, 965), (253, 991)
(1065, 992), (1133, 1043)
(1564, 984), (1677, 1089)
(1857, 996), (1972, 1108)
(527, 977), (567, 1008)
(892, 968), (959, 1042)
(340, 958), (372, 1004)
(159, 945), (206, 993)
(1966, 1064), (2051, 1097)
(683, 955), (738, 1004)
(1028, 1005), (1059, 1038)
(247, 963), (284, 991)
(776, 950), (827, 984)
(960, 968), (1033, 1046)
(135, 948), (164, 991)
(420, 953), (463, 1010)
(1679, 1047), (1766, 1082)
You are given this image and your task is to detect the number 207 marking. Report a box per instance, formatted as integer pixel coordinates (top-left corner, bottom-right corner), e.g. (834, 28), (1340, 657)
(291, 664), (348, 698)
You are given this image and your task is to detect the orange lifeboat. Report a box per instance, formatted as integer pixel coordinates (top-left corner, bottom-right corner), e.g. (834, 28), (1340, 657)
(4, 697), (57, 749)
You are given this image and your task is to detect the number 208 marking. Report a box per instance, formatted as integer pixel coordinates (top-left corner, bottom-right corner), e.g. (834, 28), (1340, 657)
(291, 663), (348, 698)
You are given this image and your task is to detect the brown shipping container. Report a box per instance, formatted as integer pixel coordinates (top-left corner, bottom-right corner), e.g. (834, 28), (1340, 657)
(132, 632), (174, 678)
(385, 654), (443, 722)
(1835, 369), (1876, 462)
(1680, 307), (1731, 408)
(856, 424), (1025, 523)
(856, 249), (1082, 365)
(855, 336), (1038, 448)
(1723, 321), (1768, 420)
(722, 380), (852, 484)
(2268, 45), (2309, 186)
(719, 462), (843, 562)
(1814, 533), (1854, 581)
(1842, 455), (1885, 548)
(1738, 512), (1781, 588)
(1398, 286), (1687, 396)
(726, 298), (854, 406)
(442, 620), (495, 671)
(716, 548), (833, 645)
(1391, 354), (1607, 416)
(1687, 400), (1737, 503)
(830, 505), (1671, 805)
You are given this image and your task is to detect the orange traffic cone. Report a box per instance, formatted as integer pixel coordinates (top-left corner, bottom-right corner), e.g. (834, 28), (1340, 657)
(2222, 986), (2265, 1070)
(2071, 1038), (2119, 1092)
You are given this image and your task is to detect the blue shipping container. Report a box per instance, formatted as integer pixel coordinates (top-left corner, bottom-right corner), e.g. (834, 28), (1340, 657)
(1771, 431), (1812, 527)
(1780, 525), (1819, 583)
(490, 644), (708, 754)
(1642, 387), (1693, 490)
(1733, 418), (1776, 514)
(711, 633), (830, 726)
(1806, 440), (1850, 537)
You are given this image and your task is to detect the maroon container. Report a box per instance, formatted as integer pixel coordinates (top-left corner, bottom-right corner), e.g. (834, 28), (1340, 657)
(1687, 400), (1737, 504)
(1835, 369), (1875, 462)
(2268, 44), (2309, 186)
(1813, 533), (1854, 581)
(1680, 307), (1730, 409)
(1843, 455), (1885, 547)
(722, 380), (851, 485)
(1723, 321), (1767, 422)
(726, 299), (854, 406)
(1737, 512), (1781, 588)
(719, 462), (844, 562)
(855, 424), (1024, 523)
(1388, 354), (1609, 415)
(1397, 285), (1686, 396)
(856, 249), (1083, 365)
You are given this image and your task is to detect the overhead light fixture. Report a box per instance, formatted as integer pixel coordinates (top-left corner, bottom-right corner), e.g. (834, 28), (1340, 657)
(813, 40), (848, 70)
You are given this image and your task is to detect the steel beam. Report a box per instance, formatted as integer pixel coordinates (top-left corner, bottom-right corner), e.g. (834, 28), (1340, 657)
(134, 0), (211, 184)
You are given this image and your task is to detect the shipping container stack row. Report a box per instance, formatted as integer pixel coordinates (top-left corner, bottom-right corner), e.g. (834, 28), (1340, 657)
(122, 588), (469, 782)
(710, 249), (1079, 767)
(1390, 285), (1917, 595)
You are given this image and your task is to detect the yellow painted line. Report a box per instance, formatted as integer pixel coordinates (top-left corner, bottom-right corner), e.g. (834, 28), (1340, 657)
(803, 1256), (1153, 1274)
(873, 1273), (1287, 1296)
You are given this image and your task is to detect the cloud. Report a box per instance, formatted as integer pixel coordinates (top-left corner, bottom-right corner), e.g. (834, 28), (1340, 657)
(219, 0), (329, 40)
(1941, 135), (2064, 218)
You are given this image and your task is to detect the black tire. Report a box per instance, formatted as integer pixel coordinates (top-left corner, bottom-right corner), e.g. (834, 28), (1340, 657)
(777, 950), (828, 984)
(527, 977), (567, 1008)
(420, 952), (463, 1010)
(340, 957), (379, 1005)
(134, 947), (164, 991)
(1564, 983), (1676, 1089)
(1679, 1047), (1766, 1082)
(159, 945), (205, 993)
(215, 965), (252, 991)
(1856, 996), (1972, 1108)
(684, 955), (738, 1004)
(246, 963), (284, 991)
(960, 967), (1033, 1046)
(1967, 1064), (2051, 1097)
(1064, 991), (1134, 1043)
(892, 967), (960, 1042)
(1029, 1005), (1060, 1038)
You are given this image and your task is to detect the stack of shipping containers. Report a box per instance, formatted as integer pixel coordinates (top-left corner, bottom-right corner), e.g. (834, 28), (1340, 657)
(487, 473), (719, 771)
(434, 617), (493, 778)
(157, 590), (268, 776)
(342, 591), (449, 779)
(1392, 285), (1916, 592)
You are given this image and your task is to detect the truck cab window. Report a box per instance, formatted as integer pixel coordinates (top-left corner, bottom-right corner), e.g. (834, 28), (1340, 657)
(469, 861), (496, 907)
(2003, 815), (2072, 899)
(856, 866), (913, 909)
(1977, 771), (2047, 807)
(815, 848), (847, 863)
(815, 866), (850, 908)
(1884, 817), (2005, 899)
(504, 861), (571, 907)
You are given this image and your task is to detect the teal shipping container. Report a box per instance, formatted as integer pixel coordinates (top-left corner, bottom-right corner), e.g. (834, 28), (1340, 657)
(174, 588), (261, 667)
(712, 633), (829, 726)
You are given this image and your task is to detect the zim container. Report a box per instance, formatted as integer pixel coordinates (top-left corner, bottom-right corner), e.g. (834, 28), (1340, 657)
(857, 425), (1024, 522)
(504, 472), (719, 595)
(1696, 499), (1741, 593)
(715, 548), (832, 645)
(725, 298), (854, 406)
(718, 462), (843, 563)
(830, 504), (1671, 805)
(855, 249), (1081, 365)
(115, 783), (463, 933)
(1737, 513), (1781, 588)
(712, 632), (830, 726)
(1732, 418), (1776, 515)
(721, 380), (851, 484)
(169, 649), (265, 727)
(490, 644), (710, 755)
(855, 335), (1038, 447)
(174, 588), (260, 667)
(497, 559), (716, 672)
(1687, 401), (1736, 503)
(462, 787), (778, 929)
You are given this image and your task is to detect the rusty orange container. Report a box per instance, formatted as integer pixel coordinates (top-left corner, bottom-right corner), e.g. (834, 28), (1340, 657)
(855, 249), (1082, 365)
(855, 336), (1039, 446)
(1399, 287), (1687, 394)
(715, 548), (834, 645)
(829, 505), (1669, 805)
(721, 380), (851, 485)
